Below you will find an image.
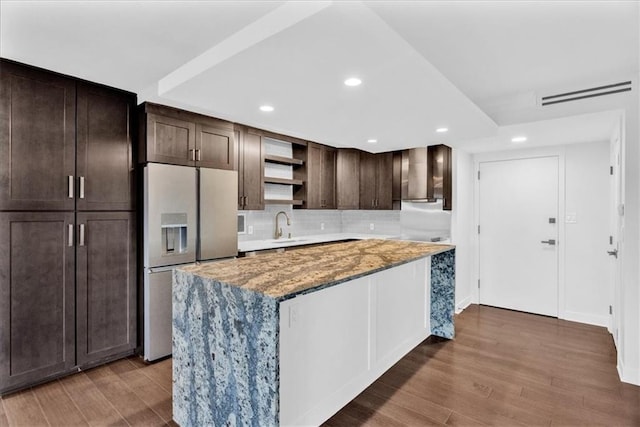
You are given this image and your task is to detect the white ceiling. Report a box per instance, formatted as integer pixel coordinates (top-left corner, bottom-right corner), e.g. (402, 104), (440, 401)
(1, 1), (638, 153)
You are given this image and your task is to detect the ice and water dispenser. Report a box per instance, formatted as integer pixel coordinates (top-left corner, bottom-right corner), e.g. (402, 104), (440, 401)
(160, 213), (188, 255)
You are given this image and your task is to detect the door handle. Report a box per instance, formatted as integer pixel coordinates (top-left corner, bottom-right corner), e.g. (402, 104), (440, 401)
(79, 224), (85, 247)
(68, 224), (74, 247)
(190, 149), (196, 161)
(68, 176), (74, 199)
(607, 249), (618, 258)
(79, 176), (85, 199)
(196, 149), (201, 161)
(541, 239), (556, 245)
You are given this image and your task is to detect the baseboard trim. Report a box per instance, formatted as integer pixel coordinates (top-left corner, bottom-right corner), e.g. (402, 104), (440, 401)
(455, 296), (472, 314)
(618, 359), (640, 386)
(562, 310), (609, 327)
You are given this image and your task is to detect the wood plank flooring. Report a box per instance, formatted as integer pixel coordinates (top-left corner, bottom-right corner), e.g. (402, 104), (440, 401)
(1, 304), (638, 426)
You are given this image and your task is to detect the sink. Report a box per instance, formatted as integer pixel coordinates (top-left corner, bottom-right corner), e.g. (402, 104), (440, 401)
(270, 238), (309, 244)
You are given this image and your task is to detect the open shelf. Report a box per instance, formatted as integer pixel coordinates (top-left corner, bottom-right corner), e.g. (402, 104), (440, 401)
(265, 154), (304, 166)
(264, 199), (304, 206)
(264, 177), (303, 186)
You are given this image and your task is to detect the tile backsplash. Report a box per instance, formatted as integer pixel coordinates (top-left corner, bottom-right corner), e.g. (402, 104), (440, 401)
(237, 204), (448, 242)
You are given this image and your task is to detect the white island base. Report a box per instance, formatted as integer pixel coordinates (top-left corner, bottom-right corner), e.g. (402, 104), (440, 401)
(280, 258), (431, 426)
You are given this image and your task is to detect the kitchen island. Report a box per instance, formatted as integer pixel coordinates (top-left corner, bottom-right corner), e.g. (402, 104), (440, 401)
(172, 239), (455, 427)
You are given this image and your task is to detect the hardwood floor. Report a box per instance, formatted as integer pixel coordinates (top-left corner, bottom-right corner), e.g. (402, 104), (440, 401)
(1, 304), (638, 426)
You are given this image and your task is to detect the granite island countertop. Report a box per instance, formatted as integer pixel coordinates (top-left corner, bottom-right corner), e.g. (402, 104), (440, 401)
(179, 239), (454, 300)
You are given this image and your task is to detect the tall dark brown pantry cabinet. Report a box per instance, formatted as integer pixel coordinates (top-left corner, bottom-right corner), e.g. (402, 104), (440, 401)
(0, 59), (137, 394)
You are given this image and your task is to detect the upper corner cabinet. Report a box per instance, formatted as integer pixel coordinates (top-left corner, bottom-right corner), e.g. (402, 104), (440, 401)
(403, 144), (452, 210)
(139, 103), (235, 170)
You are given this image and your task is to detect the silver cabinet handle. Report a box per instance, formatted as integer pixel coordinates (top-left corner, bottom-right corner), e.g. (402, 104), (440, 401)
(196, 149), (201, 161)
(607, 249), (618, 258)
(244, 196), (247, 206)
(190, 149), (196, 161)
(79, 176), (85, 199)
(541, 239), (556, 245)
(68, 176), (74, 199)
(79, 224), (85, 247)
(68, 224), (74, 247)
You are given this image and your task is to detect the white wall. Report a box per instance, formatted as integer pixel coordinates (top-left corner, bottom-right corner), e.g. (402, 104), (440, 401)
(469, 142), (613, 327)
(451, 149), (474, 312)
(563, 141), (611, 326)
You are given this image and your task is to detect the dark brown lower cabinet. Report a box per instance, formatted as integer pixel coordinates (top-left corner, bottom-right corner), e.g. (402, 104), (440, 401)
(0, 211), (136, 394)
(0, 212), (76, 393)
(76, 212), (136, 366)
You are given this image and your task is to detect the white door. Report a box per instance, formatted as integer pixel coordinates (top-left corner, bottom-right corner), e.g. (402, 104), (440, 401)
(479, 156), (559, 317)
(608, 121), (623, 346)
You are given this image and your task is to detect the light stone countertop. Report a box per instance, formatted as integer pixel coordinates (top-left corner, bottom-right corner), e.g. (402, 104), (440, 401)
(237, 233), (395, 253)
(180, 239), (454, 300)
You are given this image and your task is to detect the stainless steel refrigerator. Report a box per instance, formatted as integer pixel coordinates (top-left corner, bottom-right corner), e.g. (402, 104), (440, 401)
(143, 163), (238, 361)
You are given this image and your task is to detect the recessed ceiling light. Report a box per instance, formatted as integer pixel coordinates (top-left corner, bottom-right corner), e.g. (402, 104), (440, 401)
(259, 105), (274, 112)
(436, 127), (448, 133)
(367, 139), (377, 144)
(511, 136), (527, 143)
(344, 77), (362, 87)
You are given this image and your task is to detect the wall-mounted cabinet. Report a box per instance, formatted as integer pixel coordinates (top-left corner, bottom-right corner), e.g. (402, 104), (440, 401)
(402, 144), (452, 211)
(304, 143), (336, 209)
(235, 126), (264, 210)
(359, 152), (393, 210)
(139, 103), (234, 170)
(336, 149), (360, 210)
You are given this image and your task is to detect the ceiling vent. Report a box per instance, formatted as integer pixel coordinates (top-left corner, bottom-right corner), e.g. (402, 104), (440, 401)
(540, 81), (632, 106)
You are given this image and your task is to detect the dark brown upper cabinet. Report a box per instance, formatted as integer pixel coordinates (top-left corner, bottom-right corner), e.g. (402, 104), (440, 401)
(195, 123), (234, 170)
(235, 126), (264, 210)
(305, 143), (336, 209)
(0, 60), (76, 211)
(402, 145), (452, 210)
(0, 60), (136, 212)
(140, 103), (235, 169)
(76, 83), (136, 211)
(336, 149), (360, 210)
(359, 152), (393, 210)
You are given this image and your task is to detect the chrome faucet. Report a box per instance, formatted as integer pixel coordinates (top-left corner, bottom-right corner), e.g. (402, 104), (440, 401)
(274, 211), (291, 239)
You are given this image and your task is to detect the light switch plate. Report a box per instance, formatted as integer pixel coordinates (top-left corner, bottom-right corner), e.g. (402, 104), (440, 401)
(565, 213), (577, 224)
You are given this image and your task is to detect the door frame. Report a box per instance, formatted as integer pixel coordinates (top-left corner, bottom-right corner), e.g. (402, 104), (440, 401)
(473, 148), (567, 320)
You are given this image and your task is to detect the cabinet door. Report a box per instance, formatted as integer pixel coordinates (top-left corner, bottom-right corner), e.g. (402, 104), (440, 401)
(145, 113), (195, 166)
(77, 83), (136, 211)
(306, 144), (322, 209)
(0, 212), (75, 393)
(321, 147), (336, 209)
(0, 61), (76, 211)
(195, 123), (235, 170)
(76, 212), (136, 366)
(241, 131), (264, 210)
(235, 129), (244, 209)
(337, 149), (360, 209)
(376, 152), (393, 210)
(359, 152), (377, 209)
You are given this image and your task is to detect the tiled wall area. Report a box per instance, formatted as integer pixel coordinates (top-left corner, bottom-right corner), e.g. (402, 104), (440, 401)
(237, 204), (448, 242)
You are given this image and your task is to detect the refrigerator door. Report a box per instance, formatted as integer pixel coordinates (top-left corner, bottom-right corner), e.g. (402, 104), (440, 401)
(198, 168), (239, 261)
(145, 164), (197, 267)
(144, 265), (181, 361)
